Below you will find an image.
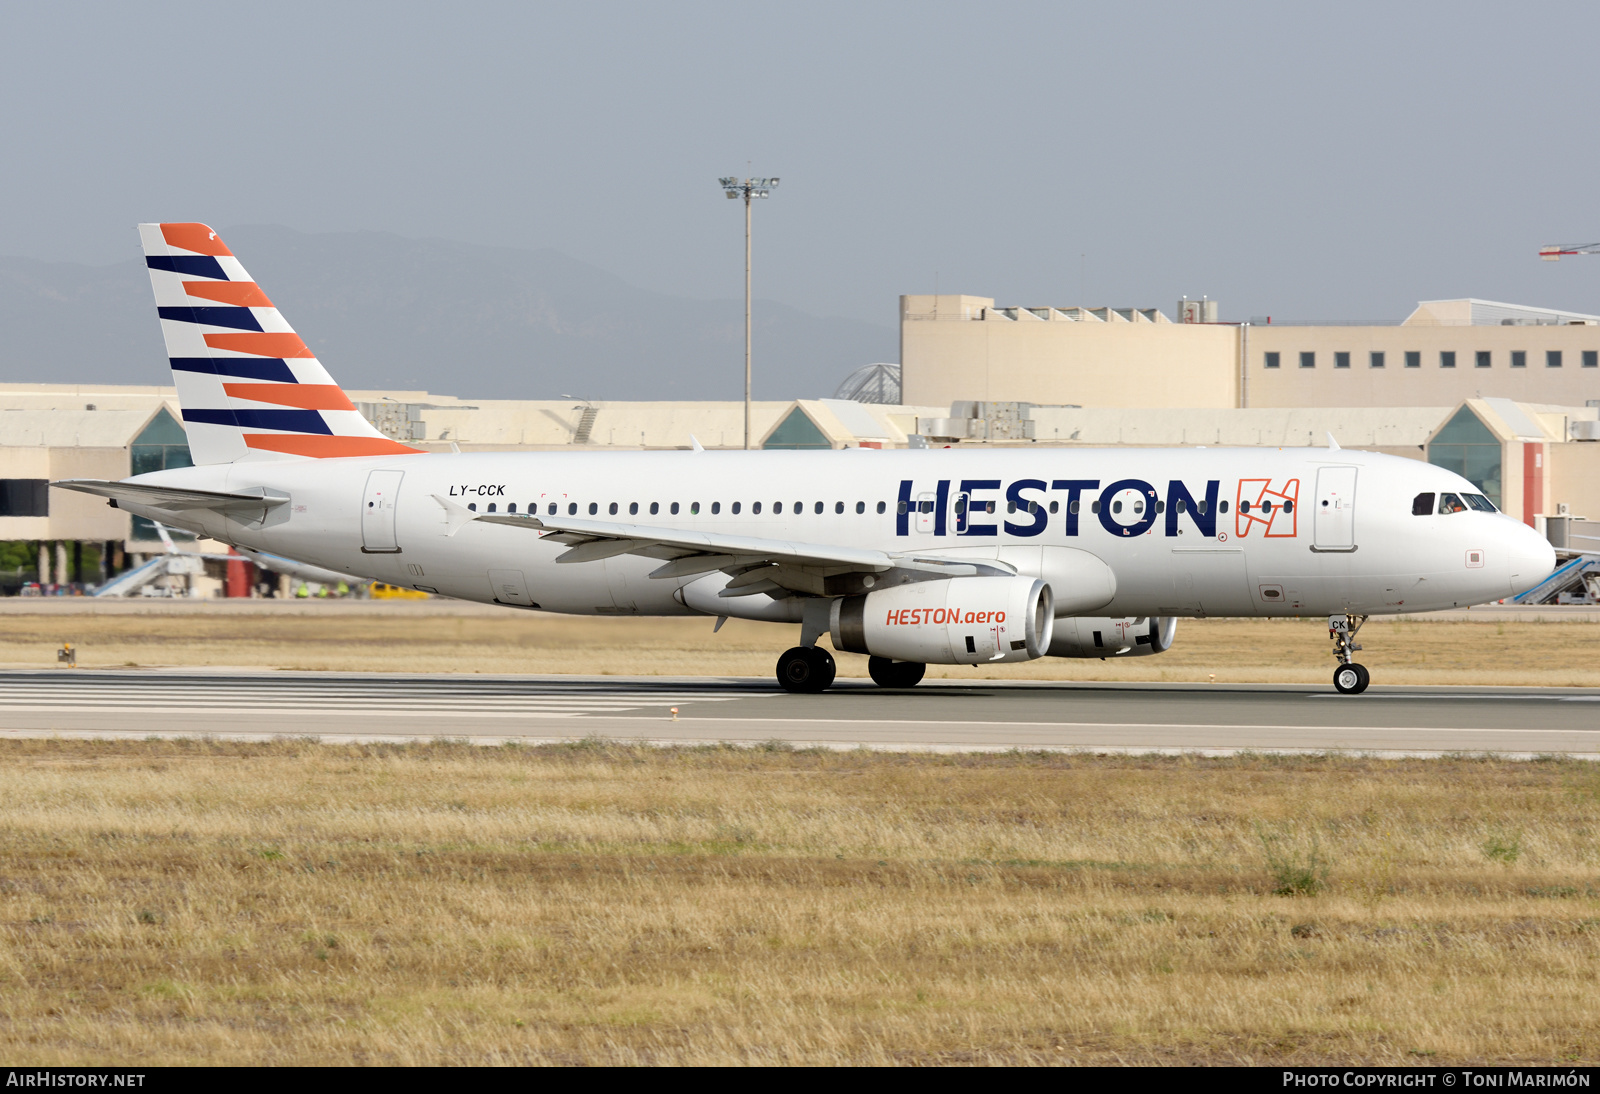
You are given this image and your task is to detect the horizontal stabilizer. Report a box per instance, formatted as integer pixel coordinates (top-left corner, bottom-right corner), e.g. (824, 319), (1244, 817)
(52, 479), (290, 514)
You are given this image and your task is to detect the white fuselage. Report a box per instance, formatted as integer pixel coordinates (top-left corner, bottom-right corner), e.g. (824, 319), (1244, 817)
(119, 446), (1555, 620)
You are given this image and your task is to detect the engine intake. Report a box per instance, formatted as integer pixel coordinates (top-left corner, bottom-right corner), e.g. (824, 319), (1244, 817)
(1047, 616), (1176, 658)
(830, 576), (1054, 665)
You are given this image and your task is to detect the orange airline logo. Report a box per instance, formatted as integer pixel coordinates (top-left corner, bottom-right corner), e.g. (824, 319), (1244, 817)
(1235, 478), (1300, 538)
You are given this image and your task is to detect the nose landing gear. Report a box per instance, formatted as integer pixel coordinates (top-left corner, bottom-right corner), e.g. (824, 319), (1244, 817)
(1328, 614), (1370, 694)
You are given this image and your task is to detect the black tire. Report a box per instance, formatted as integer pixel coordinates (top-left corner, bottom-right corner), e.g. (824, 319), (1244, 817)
(777, 646), (836, 694)
(804, 646), (837, 691)
(868, 656), (926, 688)
(1333, 663), (1368, 695)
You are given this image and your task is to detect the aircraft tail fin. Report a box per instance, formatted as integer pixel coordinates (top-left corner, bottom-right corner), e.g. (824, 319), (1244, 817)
(138, 222), (422, 465)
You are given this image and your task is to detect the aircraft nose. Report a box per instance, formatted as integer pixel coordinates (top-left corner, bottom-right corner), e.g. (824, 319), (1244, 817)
(1506, 521), (1557, 598)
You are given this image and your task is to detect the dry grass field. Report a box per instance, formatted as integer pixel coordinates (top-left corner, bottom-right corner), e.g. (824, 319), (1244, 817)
(0, 606), (1596, 686)
(2, 738), (1599, 1065)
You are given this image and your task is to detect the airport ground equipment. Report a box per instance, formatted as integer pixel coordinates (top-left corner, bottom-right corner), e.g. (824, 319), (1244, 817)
(1513, 556), (1600, 605)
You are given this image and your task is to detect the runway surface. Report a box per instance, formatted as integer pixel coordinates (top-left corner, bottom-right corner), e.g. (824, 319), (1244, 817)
(0, 671), (1596, 757)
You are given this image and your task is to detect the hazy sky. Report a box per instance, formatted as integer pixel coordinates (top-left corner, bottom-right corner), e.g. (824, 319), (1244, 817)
(4, 1), (1599, 328)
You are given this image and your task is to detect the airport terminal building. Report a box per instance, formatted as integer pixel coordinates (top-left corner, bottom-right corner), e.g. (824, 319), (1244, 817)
(900, 295), (1600, 410)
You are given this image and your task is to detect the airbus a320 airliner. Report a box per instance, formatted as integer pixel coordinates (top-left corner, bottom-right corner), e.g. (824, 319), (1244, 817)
(56, 224), (1556, 694)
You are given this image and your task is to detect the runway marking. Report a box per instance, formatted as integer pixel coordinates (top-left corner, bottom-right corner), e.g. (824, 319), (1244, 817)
(0, 680), (764, 719)
(1306, 694), (1593, 702)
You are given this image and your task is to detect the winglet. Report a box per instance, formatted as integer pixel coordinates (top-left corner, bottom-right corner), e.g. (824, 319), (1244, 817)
(1326, 432), (1341, 450)
(430, 494), (479, 537)
(690, 434), (706, 452)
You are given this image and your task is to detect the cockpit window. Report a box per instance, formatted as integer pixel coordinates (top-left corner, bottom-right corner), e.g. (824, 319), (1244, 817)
(1438, 492), (1468, 514)
(1463, 493), (1497, 513)
(1412, 492), (1435, 516)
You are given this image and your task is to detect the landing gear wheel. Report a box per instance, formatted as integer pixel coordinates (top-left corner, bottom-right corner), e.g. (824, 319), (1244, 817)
(1333, 663), (1370, 695)
(868, 656), (926, 689)
(777, 646), (836, 694)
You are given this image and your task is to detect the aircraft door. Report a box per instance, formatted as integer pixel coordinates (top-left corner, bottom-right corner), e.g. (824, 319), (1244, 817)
(361, 470), (404, 553)
(915, 491), (937, 533)
(1313, 466), (1358, 551)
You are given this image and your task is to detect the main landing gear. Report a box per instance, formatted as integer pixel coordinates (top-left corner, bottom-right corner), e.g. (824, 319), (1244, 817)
(1329, 614), (1370, 695)
(867, 657), (926, 689)
(777, 646), (836, 694)
(774, 649), (928, 693)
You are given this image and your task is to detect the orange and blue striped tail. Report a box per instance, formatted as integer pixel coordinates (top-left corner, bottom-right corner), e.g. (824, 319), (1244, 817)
(138, 222), (422, 465)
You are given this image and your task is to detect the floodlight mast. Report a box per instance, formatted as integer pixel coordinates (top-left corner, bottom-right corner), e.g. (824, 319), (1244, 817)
(719, 176), (780, 449)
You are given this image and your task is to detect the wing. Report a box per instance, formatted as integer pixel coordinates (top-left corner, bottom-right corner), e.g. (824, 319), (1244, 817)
(53, 479), (290, 515)
(441, 498), (1011, 599)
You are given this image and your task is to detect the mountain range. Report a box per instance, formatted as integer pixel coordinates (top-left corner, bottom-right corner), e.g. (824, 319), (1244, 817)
(0, 225), (896, 400)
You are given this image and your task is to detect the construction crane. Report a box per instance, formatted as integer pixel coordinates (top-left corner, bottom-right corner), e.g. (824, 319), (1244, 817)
(1540, 242), (1600, 260)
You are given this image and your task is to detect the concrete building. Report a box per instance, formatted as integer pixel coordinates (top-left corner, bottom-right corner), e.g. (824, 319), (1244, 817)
(901, 295), (1600, 410)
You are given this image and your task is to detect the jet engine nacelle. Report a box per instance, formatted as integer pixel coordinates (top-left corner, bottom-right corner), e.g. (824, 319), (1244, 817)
(830, 576), (1054, 665)
(1047, 615), (1176, 658)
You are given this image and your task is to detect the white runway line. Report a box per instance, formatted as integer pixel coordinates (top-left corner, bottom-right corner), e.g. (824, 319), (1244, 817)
(0, 680), (765, 719)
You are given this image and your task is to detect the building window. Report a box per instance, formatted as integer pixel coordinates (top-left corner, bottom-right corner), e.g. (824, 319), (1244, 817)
(129, 407), (195, 540)
(1370, 351), (1385, 369)
(1584, 350), (1598, 368)
(1405, 351), (1421, 368)
(1300, 352), (1315, 369)
(1264, 352), (1280, 369)
(1511, 351), (1526, 369)
(1440, 351), (1456, 369)
(1476, 351), (1491, 369)
(762, 406), (831, 450)
(1335, 352), (1350, 369)
(0, 479), (48, 517)
(1548, 350), (1563, 368)
(1428, 406), (1502, 509)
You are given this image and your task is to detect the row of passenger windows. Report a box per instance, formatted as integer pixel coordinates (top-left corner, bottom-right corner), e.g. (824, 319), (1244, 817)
(465, 499), (894, 516)
(1266, 350), (1598, 369)
(1412, 491), (1497, 515)
(463, 496), (1288, 517)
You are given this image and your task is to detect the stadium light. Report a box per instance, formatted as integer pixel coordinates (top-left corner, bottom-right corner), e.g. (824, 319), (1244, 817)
(719, 176), (781, 449)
